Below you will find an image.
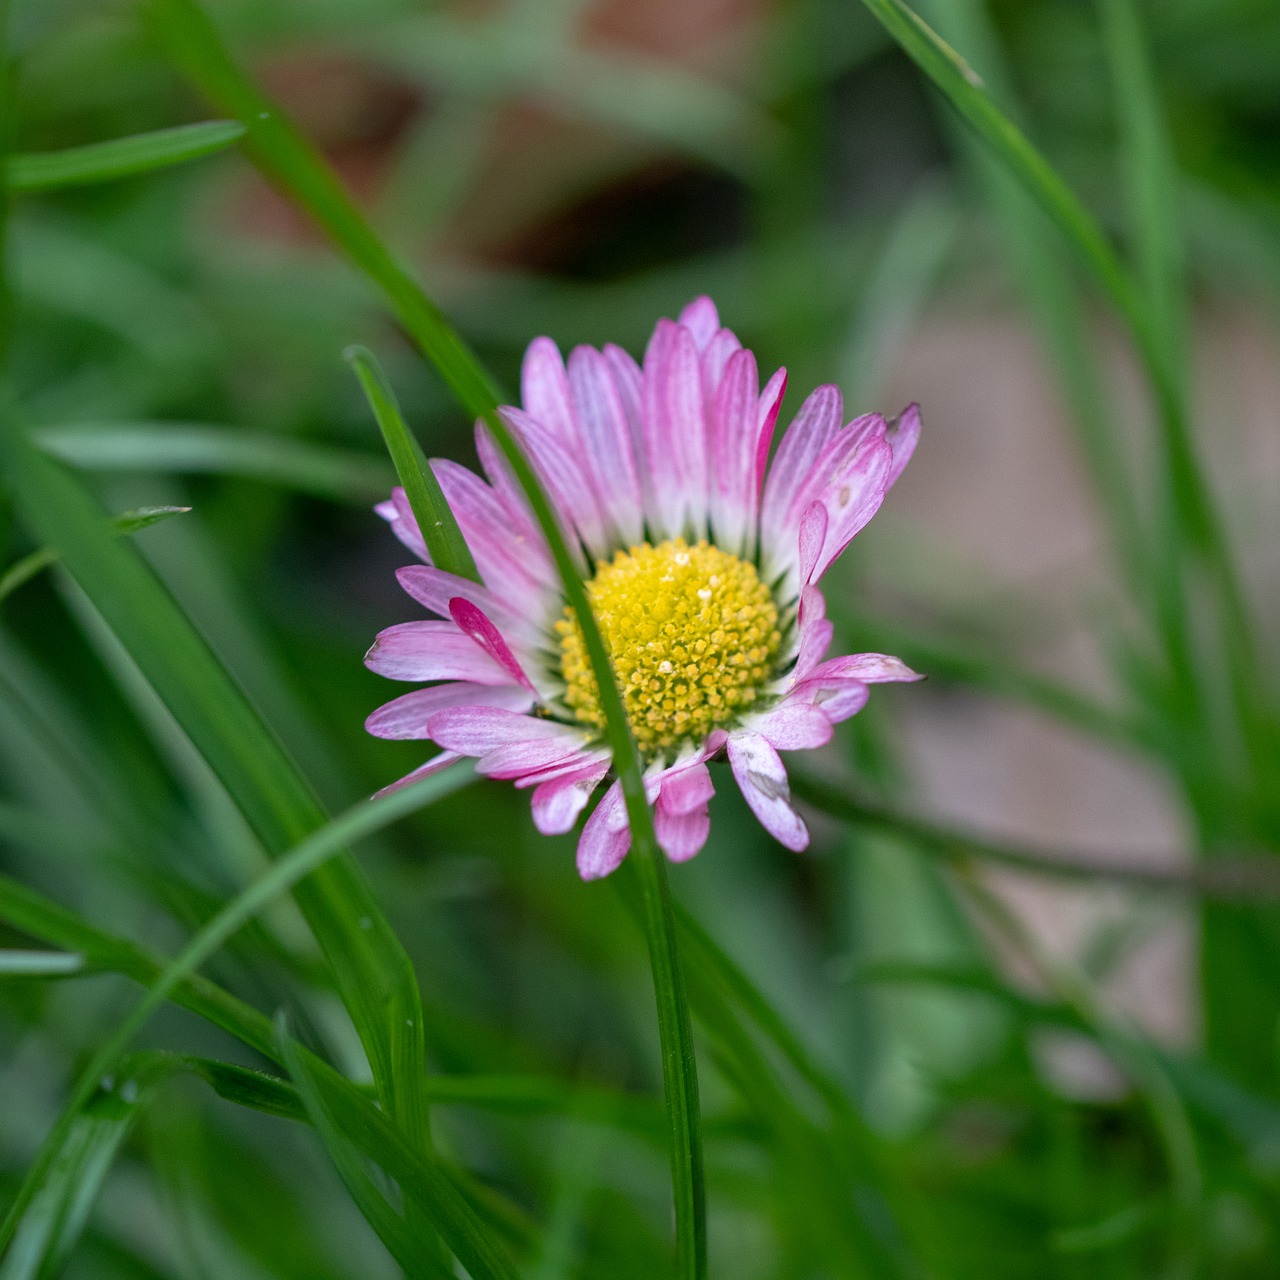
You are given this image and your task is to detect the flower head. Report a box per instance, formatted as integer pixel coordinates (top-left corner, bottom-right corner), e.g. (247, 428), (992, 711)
(366, 297), (921, 878)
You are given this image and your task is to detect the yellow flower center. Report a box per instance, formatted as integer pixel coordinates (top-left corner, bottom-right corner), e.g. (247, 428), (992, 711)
(557, 538), (781, 757)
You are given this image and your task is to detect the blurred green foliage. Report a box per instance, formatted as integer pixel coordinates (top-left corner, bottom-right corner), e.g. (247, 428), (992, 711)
(3, 0), (1280, 1276)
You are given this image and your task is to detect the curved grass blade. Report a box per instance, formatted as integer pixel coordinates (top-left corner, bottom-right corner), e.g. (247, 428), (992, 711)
(0, 757), (473, 1257)
(6, 120), (244, 193)
(36, 423), (393, 502)
(141, 2), (706, 1270)
(0, 505), (189, 604)
(344, 345), (479, 582)
(278, 1017), (517, 1280)
(0, 420), (438, 1175)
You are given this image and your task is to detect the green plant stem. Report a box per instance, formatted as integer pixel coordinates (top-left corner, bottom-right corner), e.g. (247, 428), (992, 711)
(143, 1), (705, 1270)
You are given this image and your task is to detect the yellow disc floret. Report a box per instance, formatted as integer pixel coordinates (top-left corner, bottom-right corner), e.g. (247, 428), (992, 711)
(558, 538), (781, 758)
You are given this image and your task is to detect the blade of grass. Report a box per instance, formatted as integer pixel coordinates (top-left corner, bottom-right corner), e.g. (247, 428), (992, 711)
(141, 2), (707, 1269)
(278, 1017), (520, 1280)
(36, 423), (393, 502)
(0, 950), (84, 975)
(6, 120), (244, 194)
(344, 345), (479, 582)
(1098, 0), (1186, 372)
(0, 505), (190, 604)
(0, 1093), (143, 1280)
(0, 421), (438, 1175)
(0, 759), (473, 1258)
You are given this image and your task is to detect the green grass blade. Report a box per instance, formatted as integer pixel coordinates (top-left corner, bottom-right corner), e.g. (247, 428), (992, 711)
(6, 120), (244, 193)
(0, 420), (436, 1157)
(37, 423), (393, 502)
(0, 758), (472, 1253)
(0, 504), (189, 604)
(0, 949), (84, 975)
(1099, 0), (1186, 369)
(0, 1094), (143, 1280)
(278, 1018), (523, 1280)
(142, 2), (707, 1269)
(344, 345), (479, 581)
(276, 1020), (456, 1280)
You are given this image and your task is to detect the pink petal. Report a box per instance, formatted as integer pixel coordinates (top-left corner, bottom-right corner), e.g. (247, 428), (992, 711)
(373, 751), (463, 798)
(810, 437), (894, 582)
(655, 803), (711, 863)
(708, 347), (759, 558)
(754, 367), (787, 496)
(805, 653), (923, 684)
(479, 738), (594, 781)
(701, 328), (742, 399)
(886, 402), (921, 486)
(677, 296), (720, 350)
(530, 758), (612, 835)
(577, 781), (632, 880)
(365, 622), (508, 684)
(789, 677), (870, 724)
(366, 683), (534, 739)
(747, 700), (834, 751)
(427, 705), (588, 756)
(396, 565), (542, 650)
(521, 336), (579, 445)
(501, 406), (606, 556)
(727, 731), (809, 852)
(659, 760), (715, 814)
(567, 345), (644, 547)
(643, 320), (707, 539)
(433, 459), (556, 604)
(798, 501), (828, 587)
(448, 598), (537, 693)
(761, 384), (842, 556)
(377, 488), (429, 562)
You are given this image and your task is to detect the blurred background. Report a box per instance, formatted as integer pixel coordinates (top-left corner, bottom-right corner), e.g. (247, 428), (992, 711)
(4, 0), (1280, 1274)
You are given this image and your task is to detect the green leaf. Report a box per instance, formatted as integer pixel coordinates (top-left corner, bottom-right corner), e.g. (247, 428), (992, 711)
(344, 345), (479, 581)
(6, 120), (245, 193)
(278, 1017), (522, 1280)
(37, 423), (393, 502)
(0, 504), (190, 604)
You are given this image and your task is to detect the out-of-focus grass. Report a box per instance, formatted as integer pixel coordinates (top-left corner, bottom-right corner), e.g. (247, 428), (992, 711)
(3, 0), (1280, 1276)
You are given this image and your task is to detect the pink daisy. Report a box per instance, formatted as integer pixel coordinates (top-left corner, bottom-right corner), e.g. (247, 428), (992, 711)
(366, 297), (921, 879)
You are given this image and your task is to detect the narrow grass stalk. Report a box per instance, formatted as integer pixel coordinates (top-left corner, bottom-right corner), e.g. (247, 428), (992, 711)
(952, 864), (1203, 1276)
(6, 120), (244, 193)
(144, 1), (706, 1269)
(344, 344), (479, 582)
(0, 762), (472, 1255)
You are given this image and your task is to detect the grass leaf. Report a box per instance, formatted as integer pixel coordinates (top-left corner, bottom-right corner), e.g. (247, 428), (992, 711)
(0, 504), (189, 604)
(345, 345), (479, 581)
(6, 120), (245, 193)
(37, 422), (393, 502)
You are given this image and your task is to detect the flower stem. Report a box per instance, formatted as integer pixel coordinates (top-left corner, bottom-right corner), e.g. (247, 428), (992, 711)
(629, 836), (707, 1280)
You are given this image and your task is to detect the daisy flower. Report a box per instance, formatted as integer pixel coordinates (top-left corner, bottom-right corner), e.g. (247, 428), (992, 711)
(366, 297), (921, 879)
